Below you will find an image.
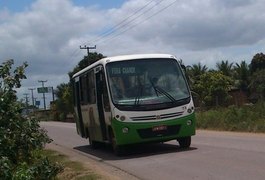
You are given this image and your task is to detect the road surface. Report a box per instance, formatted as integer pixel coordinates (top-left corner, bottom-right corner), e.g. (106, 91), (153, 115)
(41, 121), (265, 180)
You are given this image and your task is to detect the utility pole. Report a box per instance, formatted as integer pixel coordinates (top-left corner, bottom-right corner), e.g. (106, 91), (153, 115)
(28, 88), (36, 106)
(79, 45), (96, 62)
(38, 80), (47, 110)
(23, 93), (29, 114)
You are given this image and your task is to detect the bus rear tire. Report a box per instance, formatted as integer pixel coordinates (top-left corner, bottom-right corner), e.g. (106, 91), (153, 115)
(177, 136), (191, 149)
(88, 134), (100, 149)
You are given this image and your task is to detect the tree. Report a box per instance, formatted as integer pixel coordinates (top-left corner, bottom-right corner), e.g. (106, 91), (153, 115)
(187, 62), (208, 81)
(54, 52), (106, 121)
(233, 61), (250, 91)
(249, 69), (265, 101)
(193, 71), (233, 107)
(68, 52), (105, 78)
(0, 59), (62, 179)
(250, 52), (265, 73)
(216, 60), (234, 77)
(53, 83), (73, 121)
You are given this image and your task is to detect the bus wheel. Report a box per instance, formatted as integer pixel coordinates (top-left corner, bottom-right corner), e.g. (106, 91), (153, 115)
(110, 132), (123, 156)
(88, 135), (100, 149)
(177, 136), (191, 149)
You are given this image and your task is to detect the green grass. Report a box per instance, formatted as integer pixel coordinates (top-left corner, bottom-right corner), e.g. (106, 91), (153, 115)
(43, 150), (101, 180)
(196, 102), (265, 133)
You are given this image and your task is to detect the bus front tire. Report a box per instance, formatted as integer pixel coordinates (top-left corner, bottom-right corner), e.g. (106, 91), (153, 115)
(110, 132), (124, 156)
(177, 136), (191, 149)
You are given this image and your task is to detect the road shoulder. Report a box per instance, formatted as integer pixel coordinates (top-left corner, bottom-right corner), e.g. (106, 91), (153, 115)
(46, 143), (139, 180)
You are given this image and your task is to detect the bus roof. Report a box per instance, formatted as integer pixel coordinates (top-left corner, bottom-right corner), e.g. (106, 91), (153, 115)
(72, 53), (176, 78)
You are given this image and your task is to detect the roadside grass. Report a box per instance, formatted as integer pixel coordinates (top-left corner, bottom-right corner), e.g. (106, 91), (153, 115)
(43, 149), (101, 180)
(196, 102), (265, 133)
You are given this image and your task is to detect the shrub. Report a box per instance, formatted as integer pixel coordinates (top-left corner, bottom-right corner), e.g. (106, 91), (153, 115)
(196, 102), (265, 132)
(0, 59), (62, 179)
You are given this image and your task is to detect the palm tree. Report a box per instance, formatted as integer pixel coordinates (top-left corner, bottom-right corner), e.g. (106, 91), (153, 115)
(216, 60), (234, 76)
(233, 61), (250, 91)
(187, 62), (208, 80)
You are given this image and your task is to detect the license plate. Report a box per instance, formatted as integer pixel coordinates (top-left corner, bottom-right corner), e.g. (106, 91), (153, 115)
(152, 125), (167, 132)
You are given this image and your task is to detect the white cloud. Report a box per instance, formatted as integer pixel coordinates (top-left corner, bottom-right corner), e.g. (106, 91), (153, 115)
(1, 0), (265, 104)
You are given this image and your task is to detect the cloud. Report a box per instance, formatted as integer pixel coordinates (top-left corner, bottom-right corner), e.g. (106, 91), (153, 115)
(1, 0), (265, 104)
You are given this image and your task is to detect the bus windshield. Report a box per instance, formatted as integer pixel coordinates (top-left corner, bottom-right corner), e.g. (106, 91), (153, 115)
(106, 58), (190, 111)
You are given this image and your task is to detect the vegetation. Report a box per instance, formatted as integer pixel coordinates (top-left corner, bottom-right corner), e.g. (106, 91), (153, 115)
(196, 102), (265, 133)
(52, 52), (105, 121)
(52, 52), (265, 132)
(44, 149), (100, 180)
(0, 59), (62, 179)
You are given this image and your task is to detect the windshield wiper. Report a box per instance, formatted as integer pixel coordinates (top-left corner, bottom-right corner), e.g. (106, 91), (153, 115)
(149, 78), (177, 103)
(134, 77), (144, 106)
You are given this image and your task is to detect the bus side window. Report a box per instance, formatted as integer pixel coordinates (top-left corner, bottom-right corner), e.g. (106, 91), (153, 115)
(88, 71), (96, 104)
(101, 71), (110, 112)
(80, 75), (88, 105)
(79, 76), (84, 103)
(73, 80), (78, 106)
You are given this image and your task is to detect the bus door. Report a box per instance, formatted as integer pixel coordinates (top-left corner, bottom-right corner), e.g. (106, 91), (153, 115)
(95, 67), (107, 140)
(74, 79), (85, 137)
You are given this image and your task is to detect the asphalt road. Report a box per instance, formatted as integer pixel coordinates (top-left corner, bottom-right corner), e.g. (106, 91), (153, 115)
(41, 121), (265, 180)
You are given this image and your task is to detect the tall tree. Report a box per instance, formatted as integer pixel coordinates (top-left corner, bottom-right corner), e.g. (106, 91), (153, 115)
(54, 52), (106, 121)
(188, 62), (208, 79)
(216, 60), (234, 77)
(68, 52), (105, 78)
(187, 62), (208, 89)
(250, 52), (265, 73)
(249, 69), (265, 101)
(53, 83), (73, 120)
(233, 61), (250, 91)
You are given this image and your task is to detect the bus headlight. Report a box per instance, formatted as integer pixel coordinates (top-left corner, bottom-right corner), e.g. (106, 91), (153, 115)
(187, 120), (192, 126)
(122, 127), (129, 133)
(120, 115), (126, 121)
(187, 108), (192, 114)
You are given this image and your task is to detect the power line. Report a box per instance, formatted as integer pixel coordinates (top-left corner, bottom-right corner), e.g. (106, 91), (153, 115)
(68, 0), (177, 61)
(96, 0), (178, 45)
(91, 0), (160, 43)
(68, 0), (163, 61)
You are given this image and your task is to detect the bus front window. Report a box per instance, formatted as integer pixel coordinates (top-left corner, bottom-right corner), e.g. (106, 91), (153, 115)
(107, 58), (190, 110)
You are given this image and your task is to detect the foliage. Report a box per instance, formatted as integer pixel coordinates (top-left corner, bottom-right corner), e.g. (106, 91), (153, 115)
(53, 52), (105, 121)
(53, 83), (73, 120)
(193, 71), (233, 106)
(0, 59), (62, 179)
(250, 52), (265, 73)
(216, 60), (234, 77)
(44, 149), (100, 180)
(196, 102), (265, 132)
(68, 52), (105, 78)
(249, 69), (265, 100)
(233, 61), (250, 90)
(186, 62), (208, 86)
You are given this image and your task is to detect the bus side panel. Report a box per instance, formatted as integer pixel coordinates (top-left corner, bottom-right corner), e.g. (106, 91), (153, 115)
(111, 113), (195, 145)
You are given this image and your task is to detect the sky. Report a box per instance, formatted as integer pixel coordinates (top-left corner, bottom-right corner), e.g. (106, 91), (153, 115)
(1, 0), (265, 108)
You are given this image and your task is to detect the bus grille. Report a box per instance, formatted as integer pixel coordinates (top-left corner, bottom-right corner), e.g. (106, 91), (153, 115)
(130, 112), (184, 121)
(137, 125), (181, 139)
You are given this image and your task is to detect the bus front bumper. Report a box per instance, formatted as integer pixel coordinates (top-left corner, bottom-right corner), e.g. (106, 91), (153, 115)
(111, 113), (195, 145)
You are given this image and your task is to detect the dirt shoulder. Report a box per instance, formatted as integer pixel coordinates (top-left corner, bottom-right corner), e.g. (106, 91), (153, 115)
(45, 143), (139, 180)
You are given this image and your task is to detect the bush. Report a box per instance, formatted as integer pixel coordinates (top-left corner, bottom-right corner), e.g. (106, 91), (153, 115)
(196, 102), (265, 132)
(0, 59), (62, 179)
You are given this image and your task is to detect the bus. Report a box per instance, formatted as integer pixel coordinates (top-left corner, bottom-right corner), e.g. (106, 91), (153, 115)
(72, 54), (195, 155)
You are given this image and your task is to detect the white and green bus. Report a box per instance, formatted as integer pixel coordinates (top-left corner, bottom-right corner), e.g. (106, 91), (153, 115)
(72, 54), (195, 155)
